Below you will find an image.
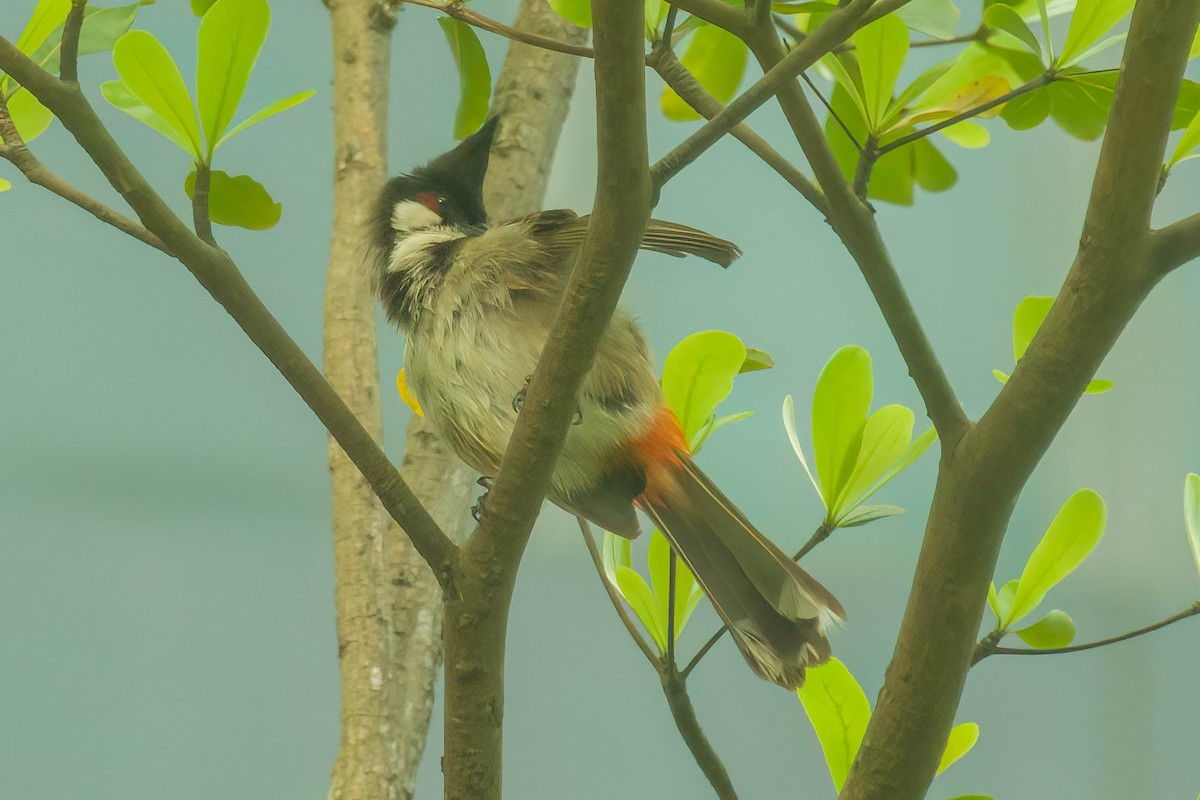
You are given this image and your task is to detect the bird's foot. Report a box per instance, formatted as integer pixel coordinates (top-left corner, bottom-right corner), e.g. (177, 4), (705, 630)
(512, 375), (533, 415)
(471, 476), (495, 522)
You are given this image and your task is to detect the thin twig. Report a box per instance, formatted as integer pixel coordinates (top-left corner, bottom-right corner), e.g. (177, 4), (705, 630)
(662, 666), (740, 800)
(400, 0), (596, 58)
(659, 3), (679, 50)
(681, 523), (832, 678)
(852, 134), (878, 200)
(801, 69), (862, 152)
(973, 601), (1200, 664)
(0, 94), (169, 253)
(667, 550), (678, 666)
(59, 0), (87, 83)
(578, 517), (661, 669)
(877, 73), (1053, 156)
(648, 47), (827, 214)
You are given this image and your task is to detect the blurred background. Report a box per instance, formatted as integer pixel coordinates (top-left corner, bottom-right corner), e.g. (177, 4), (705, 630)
(2, 2), (1199, 798)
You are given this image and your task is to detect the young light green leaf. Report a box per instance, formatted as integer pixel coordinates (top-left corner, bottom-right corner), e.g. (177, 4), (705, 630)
(197, 0), (270, 160)
(1006, 489), (1106, 627)
(1185, 473), (1200, 578)
(992, 578), (1018, 625)
(937, 722), (980, 774)
(1013, 295), (1053, 361)
(855, 14), (909, 130)
(692, 410), (753, 453)
(217, 90), (315, 147)
(5, 86), (54, 142)
(24, 3), (142, 77)
(740, 347), (774, 373)
(101, 79), (195, 153)
(615, 566), (666, 652)
(644, 0), (667, 41)
(1061, 31), (1126, 68)
(797, 657), (871, 792)
(548, 0), (592, 27)
(848, 426), (937, 513)
(661, 330), (746, 443)
(1015, 609), (1076, 648)
(1037, 0), (1054, 62)
(784, 394), (823, 500)
(15, 0), (70, 55)
(112, 30), (202, 158)
(834, 404), (913, 518)
(1058, 0), (1134, 67)
(191, 0), (218, 15)
(1169, 109), (1200, 168)
(0, 178), (11, 192)
(184, 169), (281, 230)
(812, 346), (872, 513)
(983, 4), (1043, 57)
(940, 120), (990, 148)
(837, 504), (905, 527)
(648, 530), (700, 639)
(601, 530), (631, 586)
(662, 24), (748, 121)
(438, 18), (491, 140)
(1084, 378), (1114, 394)
(986, 582), (1001, 619)
(895, 0), (960, 40)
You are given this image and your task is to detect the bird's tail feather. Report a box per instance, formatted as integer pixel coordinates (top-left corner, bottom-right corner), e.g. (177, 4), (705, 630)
(639, 454), (843, 689)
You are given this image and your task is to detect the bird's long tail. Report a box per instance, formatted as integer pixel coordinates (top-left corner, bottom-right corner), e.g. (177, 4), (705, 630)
(638, 453), (844, 690)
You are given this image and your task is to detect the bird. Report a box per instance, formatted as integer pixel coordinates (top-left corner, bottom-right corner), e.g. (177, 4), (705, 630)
(371, 117), (843, 689)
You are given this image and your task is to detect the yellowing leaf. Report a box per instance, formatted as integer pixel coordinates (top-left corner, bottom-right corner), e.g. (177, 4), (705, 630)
(0, 178), (11, 192)
(797, 658), (871, 792)
(396, 369), (424, 416)
(893, 75), (1012, 130)
(937, 722), (979, 774)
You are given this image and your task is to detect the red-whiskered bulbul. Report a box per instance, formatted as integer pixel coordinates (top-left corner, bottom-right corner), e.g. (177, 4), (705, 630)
(372, 117), (843, 689)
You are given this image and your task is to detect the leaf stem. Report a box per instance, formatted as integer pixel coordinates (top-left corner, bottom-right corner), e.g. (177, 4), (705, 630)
(667, 549), (678, 666)
(578, 516), (661, 669)
(973, 601), (1200, 664)
(852, 134), (878, 201)
(876, 73), (1053, 157)
(191, 162), (217, 247)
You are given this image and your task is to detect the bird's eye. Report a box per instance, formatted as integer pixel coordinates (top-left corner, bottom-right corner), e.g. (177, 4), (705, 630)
(415, 192), (446, 214)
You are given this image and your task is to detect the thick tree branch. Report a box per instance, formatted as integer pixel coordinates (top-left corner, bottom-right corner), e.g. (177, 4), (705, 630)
(0, 96), (168, 253)
(973, 601), (1200, 663)
(439, 3), (650, 798)
(0, 34), (458, 580)
(744, 26), (969, 443)
(1152, 211), (1200, 273)
(840, 3), (1200, 798)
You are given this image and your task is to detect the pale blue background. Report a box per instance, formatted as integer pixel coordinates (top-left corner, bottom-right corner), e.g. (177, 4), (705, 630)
(2, 2), (1199, 799)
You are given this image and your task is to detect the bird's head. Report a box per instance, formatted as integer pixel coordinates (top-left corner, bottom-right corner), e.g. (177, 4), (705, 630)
(373, 116), (498, 246)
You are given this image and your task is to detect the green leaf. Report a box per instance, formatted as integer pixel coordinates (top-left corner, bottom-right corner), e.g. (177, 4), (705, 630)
(191, 0), (218, 15)
(784, 394), (822, 500)
(648, 530), (701, 640)
(438, 18), (492, 141)
(983, 4), (1043, 56)
(1001, 85), (1053, 129)
(15, 0), (71, 55)
(1037, 0), (1054, 62)
(661, 330), (747, 444)
(112, 30), (202, 157)
(197, 0), (270, 160)
(5, 85), (54, 142)
(548, 0), (592, 26)
(797, 658), (871, 792)
(601, 530), (631, 587)
(0, 178), (11, 192)
(740, 347), (774, 373)
(937, 722), (980, 774)
(101, 79), (194, 153)
(1013, 295), (1053, 361)
(644, 0), (667, 41)
(1005, 489), (1106, 627)
(837, 504), (905, 527)
(1048, 76), (1113, 140)
(217, 89), (315, 148)
(1058, 0), (1134, 66)
(834, 404), (913, 518)
(184, 169), (281, 230)
(1084, 378), (1114, 394)
(1185, 473), (1200, 578)
(990, 578), (1018, 624)
(913, 136), (958, 192)
(812, 346), (872, 513)
(691, 410), (754, 453)
(896, 0), (961, 40)
(940, 120), (991, 148)
(1015, 609), (1076, 647)
(986, 581), (1000, 619)
(1169, 109), (1200, 168)
(855, 14), (909, 130)
(1062, 31), (1126, 67)
(24, 3), (142, 77)
(616, 566), (666, 652)
(662, 24), (748, 121)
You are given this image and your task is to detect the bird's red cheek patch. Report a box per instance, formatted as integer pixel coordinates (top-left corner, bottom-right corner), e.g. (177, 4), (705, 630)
(416, 192), (442, 213)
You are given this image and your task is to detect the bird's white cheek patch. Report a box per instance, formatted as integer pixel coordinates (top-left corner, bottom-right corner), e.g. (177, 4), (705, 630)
(387, 230), (465, 272)
(391, 199), (442, 232)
